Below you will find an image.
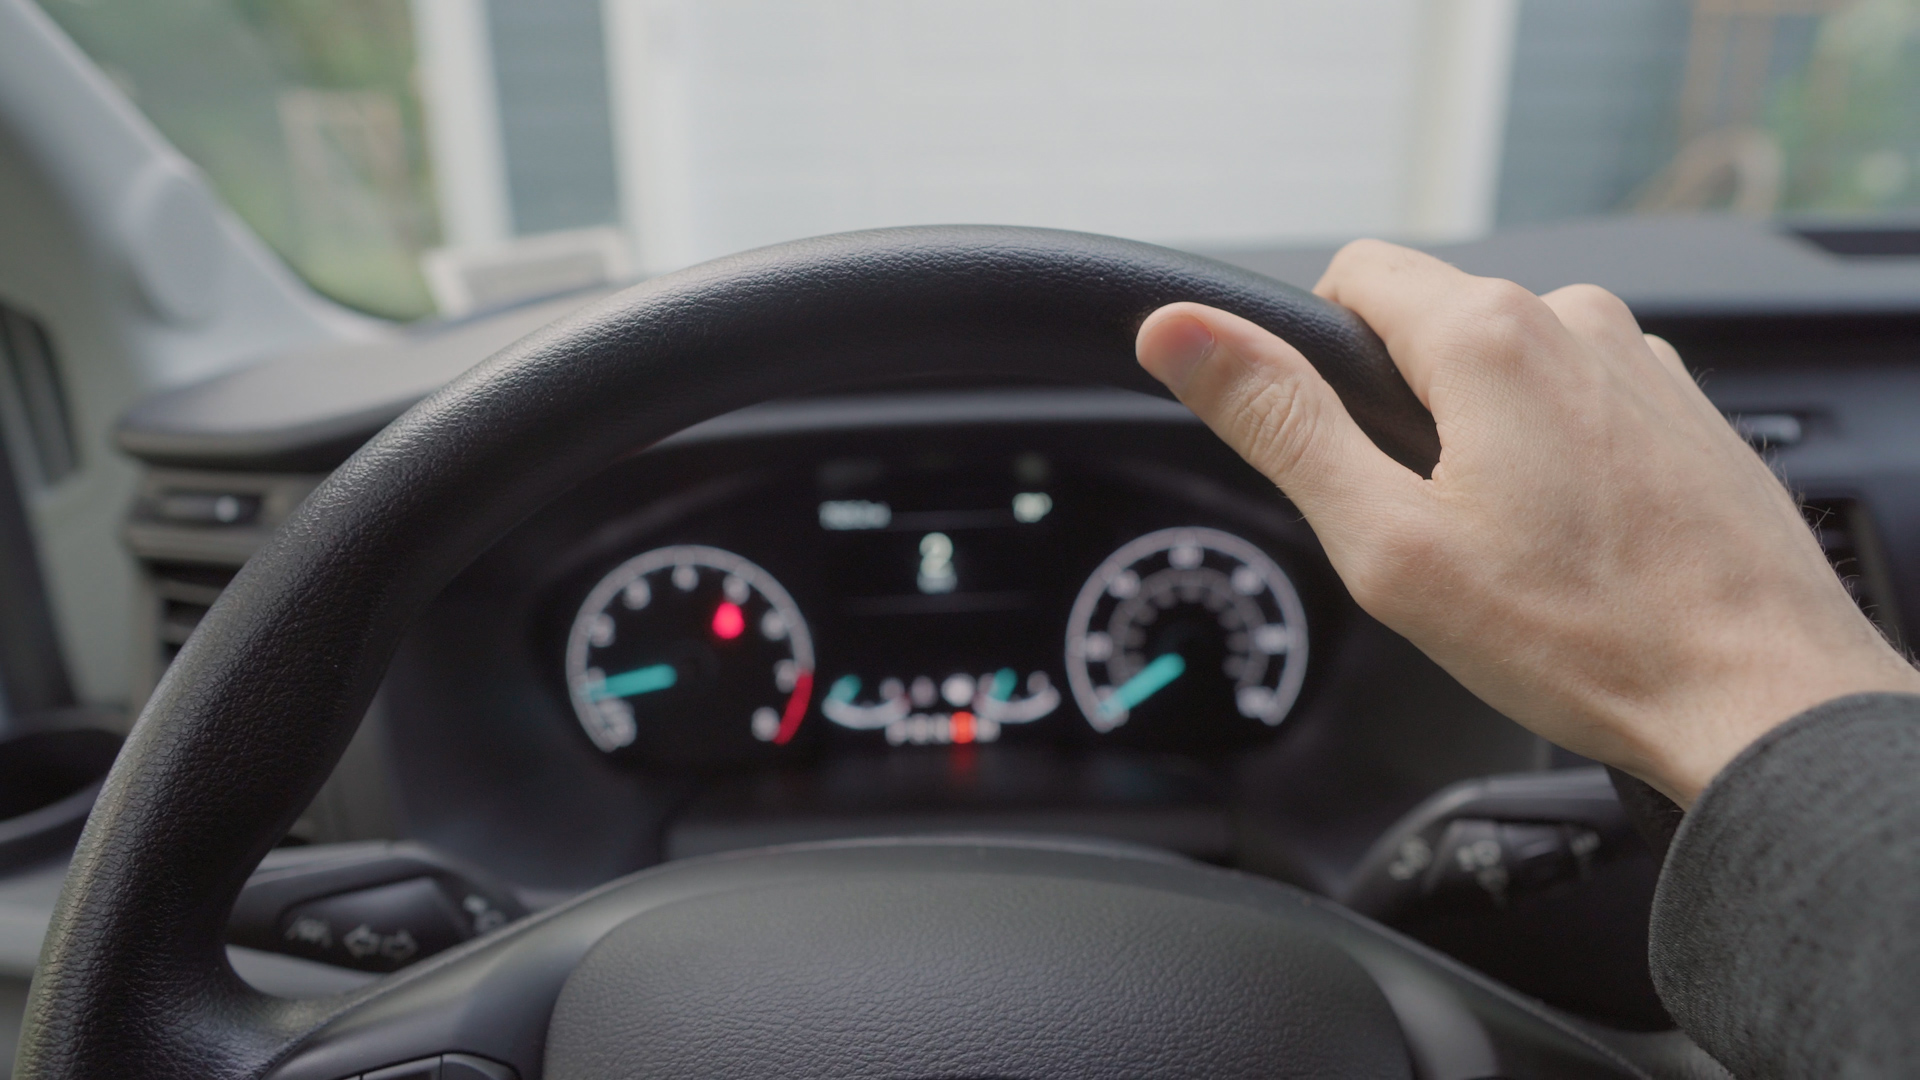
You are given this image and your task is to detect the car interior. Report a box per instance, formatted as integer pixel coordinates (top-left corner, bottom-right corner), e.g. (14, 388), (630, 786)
(2, 2), (1918, 1078)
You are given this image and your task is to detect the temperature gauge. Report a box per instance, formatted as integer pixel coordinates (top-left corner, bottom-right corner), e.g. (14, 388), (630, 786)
(565, 545), (813, 760)
(1065, 527), (1307, 743)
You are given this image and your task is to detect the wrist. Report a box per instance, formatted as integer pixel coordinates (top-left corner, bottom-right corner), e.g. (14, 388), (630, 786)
(1646, 649), (1920, 807)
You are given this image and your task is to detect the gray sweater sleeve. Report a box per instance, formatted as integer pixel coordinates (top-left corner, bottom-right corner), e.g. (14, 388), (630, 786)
(1650, 692), (1920, 1079)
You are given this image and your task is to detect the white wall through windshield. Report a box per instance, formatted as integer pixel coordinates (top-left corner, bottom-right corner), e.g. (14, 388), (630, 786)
(34, 0), (1920, 320)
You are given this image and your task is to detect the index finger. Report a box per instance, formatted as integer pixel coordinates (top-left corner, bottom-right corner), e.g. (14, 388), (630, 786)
(1313, 239), (1564, 408)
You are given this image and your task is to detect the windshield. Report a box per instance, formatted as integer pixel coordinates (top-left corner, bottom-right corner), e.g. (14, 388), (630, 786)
(36, 0), (1920, 322)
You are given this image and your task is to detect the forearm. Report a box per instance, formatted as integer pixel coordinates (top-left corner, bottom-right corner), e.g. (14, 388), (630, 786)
(1651, 692), (1920, 1078)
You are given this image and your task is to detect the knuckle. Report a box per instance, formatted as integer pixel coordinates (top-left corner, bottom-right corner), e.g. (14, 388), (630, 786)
(1449, 279), (1550, 360)
(1644, 332), (1688, 370)
(1468, 277), (1542, 320)
(1328, 237), (1390, 263)
(1557, 282), (1629, 316)
(1325, 238), (1394, 279)
(1550, 283), (1639, 334)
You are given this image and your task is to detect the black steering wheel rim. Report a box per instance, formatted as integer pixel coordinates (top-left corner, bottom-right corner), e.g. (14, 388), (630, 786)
(19, 226), (1459, 1079)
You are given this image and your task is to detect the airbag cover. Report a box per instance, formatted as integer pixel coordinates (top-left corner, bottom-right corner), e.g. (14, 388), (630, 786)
(545, 868), (1410, 1079)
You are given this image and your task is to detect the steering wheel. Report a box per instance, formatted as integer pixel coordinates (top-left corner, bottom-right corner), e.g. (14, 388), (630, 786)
(17, 228), (1650, 1080)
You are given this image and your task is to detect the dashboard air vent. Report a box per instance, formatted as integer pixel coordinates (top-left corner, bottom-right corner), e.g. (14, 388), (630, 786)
(124, 470), (322, 705)
(148, 562), (237, 670)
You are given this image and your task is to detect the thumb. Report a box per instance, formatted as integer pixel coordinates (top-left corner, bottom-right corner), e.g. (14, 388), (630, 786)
(1136, 302), (1425, 533)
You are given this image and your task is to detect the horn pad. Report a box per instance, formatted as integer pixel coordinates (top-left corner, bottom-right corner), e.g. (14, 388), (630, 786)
(545, 849), (1412, 1080)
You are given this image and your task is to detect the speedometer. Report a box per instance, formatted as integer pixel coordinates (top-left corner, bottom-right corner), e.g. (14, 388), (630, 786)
(565, 545), (814, 760)
(1065, 527), (1307, 740)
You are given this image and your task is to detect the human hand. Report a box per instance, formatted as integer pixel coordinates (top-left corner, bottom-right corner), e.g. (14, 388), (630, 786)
(1137, 240), (1920, 806)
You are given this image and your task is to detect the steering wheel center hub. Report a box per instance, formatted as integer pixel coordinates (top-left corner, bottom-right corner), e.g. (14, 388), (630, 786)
(545, 850), (1410, 1080)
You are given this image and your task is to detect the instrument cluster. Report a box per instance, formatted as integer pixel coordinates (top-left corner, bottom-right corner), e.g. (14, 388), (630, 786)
(551, 444), (1328, 768)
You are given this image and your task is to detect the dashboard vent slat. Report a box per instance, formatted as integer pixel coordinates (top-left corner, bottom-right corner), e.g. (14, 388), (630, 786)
(146, 562), (238, 674)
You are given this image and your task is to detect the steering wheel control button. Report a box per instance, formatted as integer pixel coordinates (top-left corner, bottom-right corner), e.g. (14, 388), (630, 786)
(279, 877), (469, 972)
(230, 841), (529, 973)
(1335, 766), (1667, 1026)
(1416, 819), (1603, 909)
(1344, 767), (1633, 921)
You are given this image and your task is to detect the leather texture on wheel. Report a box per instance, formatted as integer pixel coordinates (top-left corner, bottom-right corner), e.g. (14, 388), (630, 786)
(18, 226), (1439, 1080)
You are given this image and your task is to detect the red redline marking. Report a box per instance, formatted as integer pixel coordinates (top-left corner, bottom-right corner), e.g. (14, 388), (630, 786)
(774, 670), (813, 745)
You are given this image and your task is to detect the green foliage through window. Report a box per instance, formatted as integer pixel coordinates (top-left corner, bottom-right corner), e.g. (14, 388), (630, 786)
(38, 0), (440, 320)
(1770, 0), (1920, 214)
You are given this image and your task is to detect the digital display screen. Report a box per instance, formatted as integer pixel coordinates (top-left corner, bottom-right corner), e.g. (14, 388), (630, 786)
(810, 452), (1077, 748)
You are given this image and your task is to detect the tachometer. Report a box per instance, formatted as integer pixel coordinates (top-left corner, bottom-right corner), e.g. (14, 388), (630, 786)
(565, 545), (813, 759)
(1065, 527), (1307, 741)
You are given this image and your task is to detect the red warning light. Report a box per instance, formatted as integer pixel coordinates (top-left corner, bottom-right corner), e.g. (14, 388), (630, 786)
(711, 601), (745, 640)
(950, 710), (976, 745)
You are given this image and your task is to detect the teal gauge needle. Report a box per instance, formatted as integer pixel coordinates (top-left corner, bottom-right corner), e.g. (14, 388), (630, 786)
(1099, 653), (1186, 719)
(589, 663), (678, 701)
(990, 668), (1017, 702)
